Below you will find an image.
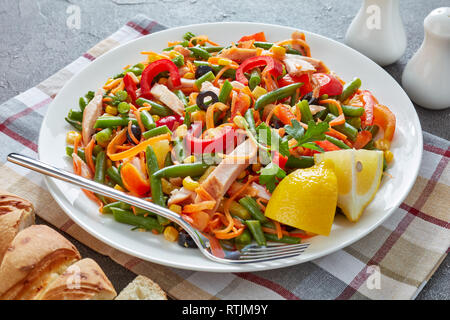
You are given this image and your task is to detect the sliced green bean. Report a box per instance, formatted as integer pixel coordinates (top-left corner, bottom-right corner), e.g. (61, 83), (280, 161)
(219, 80), (233, 104)
(298, 100), (313, 123)
(366, 125), (380, 137)
(264, 233), (301, 244)
(204, 46), (224, 53)
(135, 98), (173, 117)
(174, 89), (189, 107)
(325, 114), (358, 141)
(245, 220), (266, 246)
(325, 135), (351, 149)
(244, 108), (257, 137)
(194, 71), (215, 89)
(66, 146), (87, 162)
(249, 69), (261, 91)
(254, 83), (303, 110)
(338, 78), (362, 102)
(68, 109), (83, 122)
(65, 117), (82, 131)
(239, 196), (268, 224)
(152, 163), (209, 179)
(346, 116), (361, 130)
(341, 105), (364, 117)
(106, 166), (124, 188)
(140, 110), (156, 130)
(188, 46), (211, 60)
(93, 116), (138, 129)
(235, 229), (252, 247)
(142, 125), (172, 139)
(228, 200), (251, 220)
(95, 128), (112, 144)
(171, 54), (184, 67)
(111, 208), (163, 233)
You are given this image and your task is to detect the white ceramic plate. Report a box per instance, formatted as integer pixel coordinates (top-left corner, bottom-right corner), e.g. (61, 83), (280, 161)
(39, 22), (422, 272)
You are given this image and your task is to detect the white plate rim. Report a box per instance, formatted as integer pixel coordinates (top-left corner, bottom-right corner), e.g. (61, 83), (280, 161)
(38, 21), (423, 272)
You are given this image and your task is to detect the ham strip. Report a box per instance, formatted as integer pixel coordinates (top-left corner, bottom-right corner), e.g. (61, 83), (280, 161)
(81, 89), (103, 146)
(168, 187), (196, 206)
(150, 84), (184, 116)
(282, 54), (316, 77)
(218, 47), (258, 63)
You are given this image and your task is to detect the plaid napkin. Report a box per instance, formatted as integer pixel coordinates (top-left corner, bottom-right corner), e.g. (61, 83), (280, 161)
(1, 15), (448, 300)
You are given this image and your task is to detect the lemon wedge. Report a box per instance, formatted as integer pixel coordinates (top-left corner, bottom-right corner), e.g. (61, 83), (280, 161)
(265, 161), (338, 236)
(314, 149), (384, 222)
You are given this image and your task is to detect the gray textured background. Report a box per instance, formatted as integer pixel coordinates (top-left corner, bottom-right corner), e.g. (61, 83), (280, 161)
(0, 0), (448, 299)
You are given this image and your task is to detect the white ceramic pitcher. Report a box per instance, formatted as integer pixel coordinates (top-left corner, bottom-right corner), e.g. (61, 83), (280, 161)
(345, 0), (407, 66)
(402, 7), (450, 110)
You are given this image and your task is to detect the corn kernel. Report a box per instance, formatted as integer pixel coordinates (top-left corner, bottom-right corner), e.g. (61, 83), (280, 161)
(191, 110), (206, 124)
(161, 178), (177, 195)
(114, 184), (125, 192)
(168, 50), (181, 59)
(217, 58), (232, 66)
(106, 159), (113, 168)
(252, 163), (262, 172)
(152, 115), (161, 122)
(384, 150), (394, 163)
(175, 124), (188, 138)
(183, 155), (196, 164)
(66, 131), (81, 145)
(183, 176), (200, 191)
(163, 226), (179, 242)
(105, 105), (118, 116)
(271, 45), (286, 58)
(168, 205), (182, 215)
(252, 86), (267, 99)
(375, 139), (390, 151)
(183, 72), (195, 79)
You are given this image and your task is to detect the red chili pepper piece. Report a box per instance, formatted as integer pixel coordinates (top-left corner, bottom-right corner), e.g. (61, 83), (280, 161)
(140, 59), (181, 99)
(272, 151), (288, 170)
(156, 114), (184, 131)
(123, 73), (137, 103)
(236, 56), (283, 86)
(360, 90), (376, 127)
(185, 123), (235, 154)
(238, 32), (267, 43)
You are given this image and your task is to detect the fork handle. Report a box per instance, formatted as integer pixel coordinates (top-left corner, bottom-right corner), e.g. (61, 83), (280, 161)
(7, 153), (191, 231)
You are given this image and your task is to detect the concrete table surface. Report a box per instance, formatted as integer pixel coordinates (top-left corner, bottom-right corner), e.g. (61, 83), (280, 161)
(0, 0), (448, 299)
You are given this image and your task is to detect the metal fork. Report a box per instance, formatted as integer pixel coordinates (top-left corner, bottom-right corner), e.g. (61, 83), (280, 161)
(7, 153), (309, 264)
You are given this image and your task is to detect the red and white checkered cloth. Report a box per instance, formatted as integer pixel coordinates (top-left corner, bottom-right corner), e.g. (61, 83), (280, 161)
(1, 15), (448, 300)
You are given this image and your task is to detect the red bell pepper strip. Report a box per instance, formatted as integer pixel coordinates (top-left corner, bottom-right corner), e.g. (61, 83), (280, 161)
(140, 59), (181, 99)
(315, 140), (341, 152)
(360, 90), (377, 127)
(185, 122), (235, 154)
(353, 130), (373, 149)
(278, 74), (312, 98)
(238, 32), (267, 43)
(272, 151), (288, 170)
(236, 56), (283, 86)
(123, 73), (137, 103)
(373, 104), (396, 143)
(311, 73), (343, 97)
(156, 115), (183, 131)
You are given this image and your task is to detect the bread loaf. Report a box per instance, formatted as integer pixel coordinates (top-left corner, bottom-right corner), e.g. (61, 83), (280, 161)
(0, 191), (35, 264)
(116, 275), (167, 300)
(38, 258), (117, 300)
(0, 225), (81, 300)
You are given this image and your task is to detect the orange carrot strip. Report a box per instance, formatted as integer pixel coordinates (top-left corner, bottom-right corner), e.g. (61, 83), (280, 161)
(183, 201), (217, 213)
(84, 138), (96, 174)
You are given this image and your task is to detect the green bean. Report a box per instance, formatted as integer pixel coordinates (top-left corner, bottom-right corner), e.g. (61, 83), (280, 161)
(366, 125), (379, 137)
(313, 109), (329, 121)
(140, 110), (156, 130)
(290, 88), (299, 107)
(183, 32), (196, 41)
(219, 80), (233, 104)
(297, 100), (313, 123)
(235, 229), (252, 247)
(164, 152), (173, 167)
(118, 102), (131, 114)
(249, 69), (261, 91)
(342, 105), (364, 117)
(106, 166), (124, 188)
(65, 117), (82, 131)
(79, 97), (87, 111)
(228, 200), (251, 220)
(188, 46), (211, 60)
(253, 42), (303, 55)
(245, 220), (266, 246)
(194, 71), (215, 89)
(95, 128), (112, 144)
(346, 117), (361, 130)
(325, 135), (351, 149)
(325, 114), (358, 141)
(239, 197), (268, 224)
(147, 146), (170, 226)
(94, 152), (106, 183)
(254, 83), (303, 110)
(285, 156), (315, 169)
(174, 90), (189, 107)
(142, 125), (172, 139)
(264, 233), (301, 244)
(93, 145), (103, 157)
(134, 207), (156, 217)
(193, 61), (236, 79)
(325, 101), (340, 116)
(68, 109), (83, 122)
(111, 208), (163, 233)
(153, 163), (209, 179)
(244, 108), (257, 137)
(363, 140), (376, 150)
(172, 136), (186, 163)
(93, 116), (138, 129)
(204, 46), (224, 53)
(171, 54), (184, 67)
(135, 98), (173, 117)
(115, 90), (128, 102)
(338, 78), (362, 102)
(66, 146), (87, 162)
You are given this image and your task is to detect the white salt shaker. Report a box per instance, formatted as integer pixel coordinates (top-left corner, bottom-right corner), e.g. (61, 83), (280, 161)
(402, 7), (450, 110)
(345, 0), (407, 66)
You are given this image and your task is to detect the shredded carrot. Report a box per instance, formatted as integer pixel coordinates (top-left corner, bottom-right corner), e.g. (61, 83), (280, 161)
(127, 121), (140, 145)
(73, 134), (80, 155)
(85, 138), (96, 174)
(103, 78), (122, 90)
(273, 221), (283, 239)
(276, 39), (311, 57)
(320, 99), (343, 115)
(261, 226), (290, 237)
(329, 113), (345, 126)
(183, 200), (217, 213)
(215, 227), (245, 240)
(133, 110), (146, 137)
(213, 65), (233, 86)
(195, 186), (215, 201)
(256, 198), (267, 211)
(111, 80), (125, 94)
(327, 128), (348, 141)
(115, 145), (133, 150)
(265, 106), (276, 125)
(102, 97), (113, 103)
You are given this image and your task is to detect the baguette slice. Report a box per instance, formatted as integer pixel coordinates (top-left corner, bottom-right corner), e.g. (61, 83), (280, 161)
(0, 225), (81, 300)
(116, 275), (167, 300)
(39, 258), (117, 300)
(0, 208), (35, 265)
